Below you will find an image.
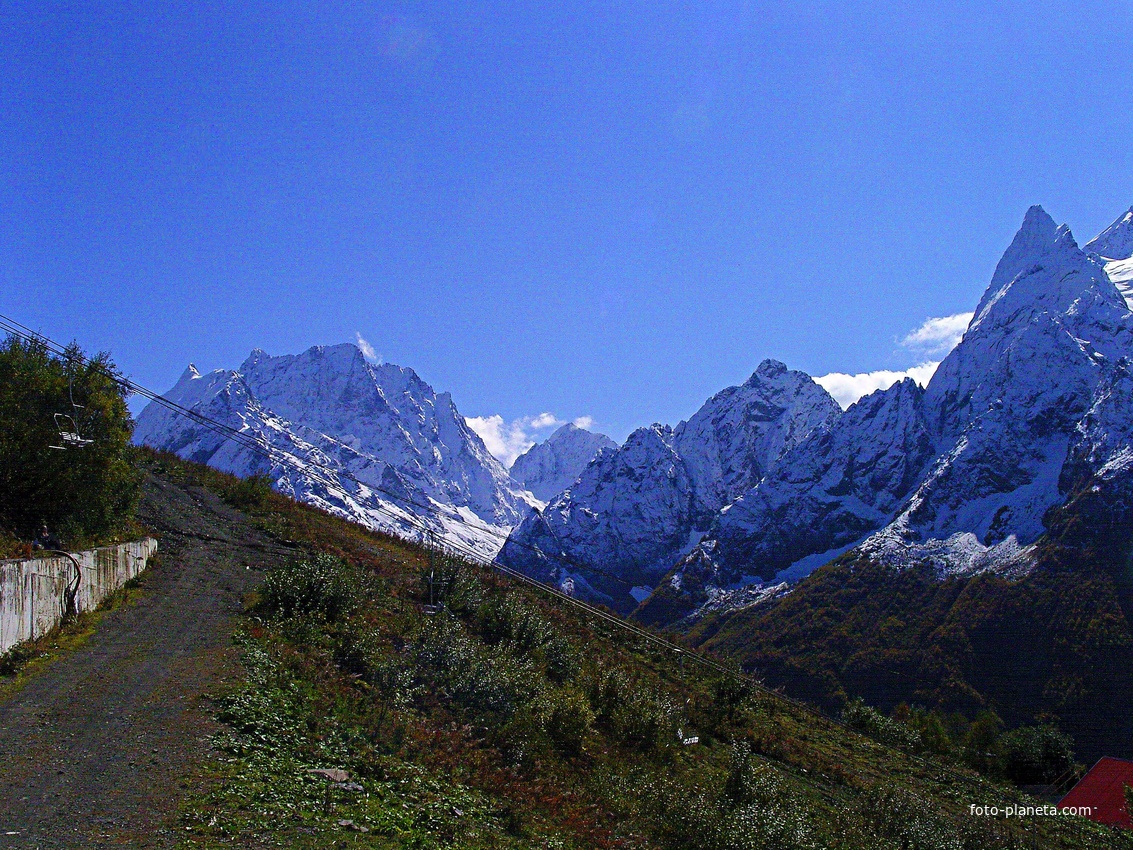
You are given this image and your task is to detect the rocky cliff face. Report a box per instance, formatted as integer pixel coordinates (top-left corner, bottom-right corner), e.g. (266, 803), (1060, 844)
(497, 361), (841, 610)
(504, 204), (1133, 622)
(134, 343), (533, 558)
(864, 206), (1132, 571)
(698, 376), (935, 583)
(671, 205), (1133, 617)
(508, 423), (617, 503)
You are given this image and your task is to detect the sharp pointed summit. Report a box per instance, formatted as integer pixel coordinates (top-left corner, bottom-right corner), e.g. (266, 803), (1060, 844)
(509, 422), (618, 503)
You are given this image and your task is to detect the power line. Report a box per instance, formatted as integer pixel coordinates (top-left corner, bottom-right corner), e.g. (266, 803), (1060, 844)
(0, 313), (642, 589)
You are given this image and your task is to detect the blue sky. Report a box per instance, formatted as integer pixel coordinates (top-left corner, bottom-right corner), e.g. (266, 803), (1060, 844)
(3, 2), (1133, 453)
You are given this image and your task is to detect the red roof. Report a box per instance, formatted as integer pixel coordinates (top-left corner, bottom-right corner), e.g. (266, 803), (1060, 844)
(1058, 757), (1133, 828)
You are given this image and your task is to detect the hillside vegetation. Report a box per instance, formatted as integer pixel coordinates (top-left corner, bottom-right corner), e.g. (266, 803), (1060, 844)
(137, 451), (1129, 850)
(682, 471), (1133, 769)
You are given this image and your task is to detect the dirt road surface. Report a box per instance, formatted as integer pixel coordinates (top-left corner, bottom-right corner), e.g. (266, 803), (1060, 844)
(0, 472), (283, 848)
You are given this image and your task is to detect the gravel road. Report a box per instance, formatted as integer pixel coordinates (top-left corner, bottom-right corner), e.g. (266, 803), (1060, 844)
(0, 471), (284, 848)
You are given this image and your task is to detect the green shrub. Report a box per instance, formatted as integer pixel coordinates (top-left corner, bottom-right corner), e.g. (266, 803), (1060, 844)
(710, 671), (753, 724)
(474, 591), (578, 681)
(841, 697), (922, 751)
(0, 335), (139, 544)
(862, 785), (965, 850)
(538, 686), (595, 757)
(414, 615), (542, 718)
(636, 750), (820, 850)
(477, 593), (555, 652)
(444, 570), (485, 615)
(994, 723), (1075, 785)
(587, 666), (678, 753)
(331, 623), (383, 676)
(962, 709), (1004, 772)
(223, 473), (274, 510)
(893, 704), (955, 756)
(258, 554), (361, 623)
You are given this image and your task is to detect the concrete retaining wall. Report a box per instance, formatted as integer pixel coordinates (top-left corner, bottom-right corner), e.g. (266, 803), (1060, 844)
(0, 538), (158, 656)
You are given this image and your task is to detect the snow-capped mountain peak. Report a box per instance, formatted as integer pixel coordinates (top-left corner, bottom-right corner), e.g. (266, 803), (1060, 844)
(1086, 206), (1133, 310)
(498, 362), (841, 611)
(135, 343), (532, 558)
(509, 423), (617, 503)
(1086, 205), (1133, 260)
(970, 206), (1118, 334)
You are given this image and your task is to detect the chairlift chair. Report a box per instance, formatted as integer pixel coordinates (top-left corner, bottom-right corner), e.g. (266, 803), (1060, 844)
(48, 374), (95, 451)
(50, 413), (93, 451)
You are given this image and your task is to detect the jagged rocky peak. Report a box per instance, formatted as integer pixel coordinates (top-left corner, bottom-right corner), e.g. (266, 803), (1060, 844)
(683, 375), (934, 586)
(863, 204), (1133, 571)
(498, 361), (841, 611)
(673, 358), (841, 514)
(134, 342), (530, 558)
(509, 422), (617, 503)
(925, 205), (1128, 435)
(1086, 206), (1133, 260)
(968, 205), (1117, 334)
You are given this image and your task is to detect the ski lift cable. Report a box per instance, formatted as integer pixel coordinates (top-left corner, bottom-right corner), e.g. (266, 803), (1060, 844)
(0, 315), (642, 588)
(0, 317), (780, 669)
(0, 314), (1110, 825)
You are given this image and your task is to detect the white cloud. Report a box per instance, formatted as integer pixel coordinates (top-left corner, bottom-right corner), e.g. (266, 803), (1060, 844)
(815, 362), (940, 410)
(465, 415), (532, 467)
(900, 312), (974, 356)
(529, 412), (561, 429)
(573, 415), (595, 430)
(355, 332), (381, 363)
(466, 411), (592, 467)
(815, 312), (972, 408)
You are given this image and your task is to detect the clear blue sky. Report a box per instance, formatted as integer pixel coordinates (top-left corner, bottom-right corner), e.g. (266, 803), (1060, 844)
(3, 1), (1133, 444)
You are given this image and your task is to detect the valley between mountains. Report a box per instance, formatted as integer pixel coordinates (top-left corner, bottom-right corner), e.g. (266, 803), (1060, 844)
(137, 203), (1133, 764)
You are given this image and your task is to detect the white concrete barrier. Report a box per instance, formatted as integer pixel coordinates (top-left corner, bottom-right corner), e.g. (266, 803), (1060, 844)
(0, 538), (158, 656)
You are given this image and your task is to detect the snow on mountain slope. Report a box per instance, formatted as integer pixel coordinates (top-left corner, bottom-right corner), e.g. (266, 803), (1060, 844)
(497, 361), (841, 611)
(873, 206), (1133, 565)
(508, 423), (617, 503)
(691, 376), (935, 584)
(637, 204), (1133, 625)
(1086, 206), (1133, 309)
(498, 424), (696, 606)
(673, 360), (843, 516)
(134, 344), (533, 558)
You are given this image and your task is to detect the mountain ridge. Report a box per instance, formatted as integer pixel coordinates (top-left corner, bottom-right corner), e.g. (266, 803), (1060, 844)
(509, 422), (617, 503)
(134, 343), (533, 558)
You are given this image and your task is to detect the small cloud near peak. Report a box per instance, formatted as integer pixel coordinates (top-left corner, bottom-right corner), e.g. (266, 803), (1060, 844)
(815, 362), (939, 410)
(529, 412), (560, 429)
(466, 411), (595, 466)
(900, 312), (973, 357)
(355, 332), (381, 364)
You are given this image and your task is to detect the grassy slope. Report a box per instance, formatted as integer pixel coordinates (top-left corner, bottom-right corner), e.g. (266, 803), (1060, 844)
(143, 451), (1129, 850)
(682, 481), (1133, 767)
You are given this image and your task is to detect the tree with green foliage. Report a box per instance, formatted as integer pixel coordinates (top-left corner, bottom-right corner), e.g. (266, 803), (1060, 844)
(0, 335), (139, 546)
(994, 723), (1075, 785)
